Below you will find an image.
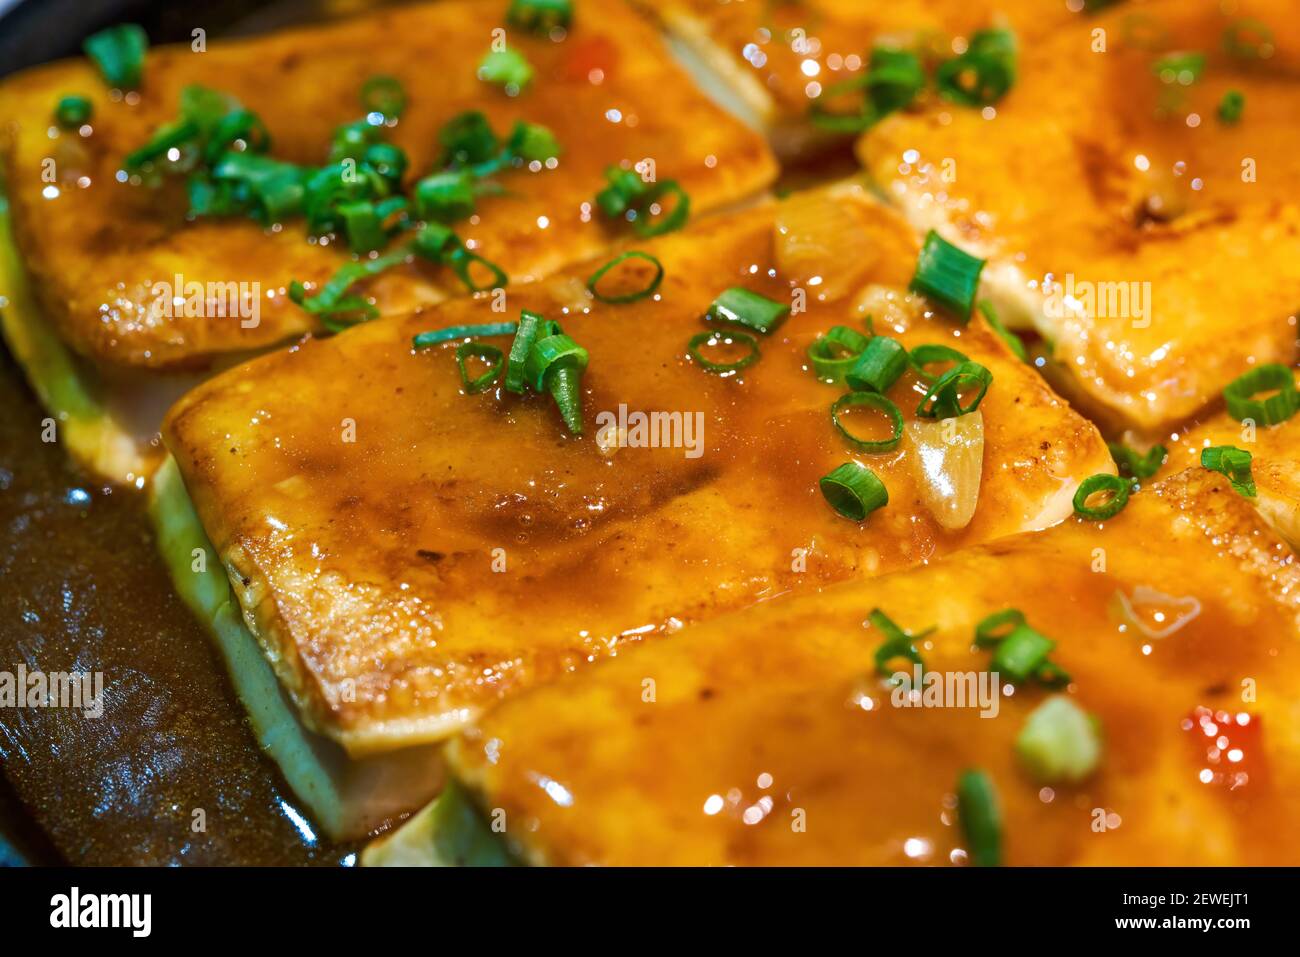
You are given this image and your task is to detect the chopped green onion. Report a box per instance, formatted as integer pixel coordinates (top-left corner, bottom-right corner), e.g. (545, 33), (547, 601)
(210, 152), (306, 224)
(507, 121), (561, 163)
(412, 322), (519, 350)
(289, 246), (412, 333)
(526, 332), (589, 434)
(909, 343), (969, 382)
(916, 361), (992, 418)
(1201, 445), (1256, 498)
(810, 45), (924, 132)
(956, 769), (1002, 867)
(508, 0), (572, 35)
(328, 119), (383, 165)
(595, 166), (648, 218)
(1152, 51), (1206, 86)
(595, 167), (690, 237)
(84, 24), (148, 90)
(819, 462), (888, 521)
(1222, 363), (1298, 425)
(1218, 90), (1245, 124)
(364, 142), (409, 188)
(936, 28), (1017, 107)
(410, 225), (509, 293)
(687, 329), (760, 375)
(587, 251), (664, 304)
(910, 230), (985, 319)
(976, 300), (1026, 361)
(415, 170), (477, 223)
(505, 311), (544, 393)
(974, 608), (1025, 648)
(869, 608), (929, 678)
(831, 392), (903, 453)
(478, 48), (534, 91)
(54, 95), (93, 129)
(361, 75), (406, 119)
(439, 111), (500, 169)
(990, 625), (1055, 684)
(808, 326), (870, 383)
(337, 201), (388, 253)
(634, 181), (690, 237)
(1017, 697), (1102, 784)
(1072, 473), (1130, 521)
(845, 336), (908, 393)
(706, 287), (790, 335)
(456, 342), (505, 394)
(1223, 19), (1273, 60)
(1107, 442), (1165, 480)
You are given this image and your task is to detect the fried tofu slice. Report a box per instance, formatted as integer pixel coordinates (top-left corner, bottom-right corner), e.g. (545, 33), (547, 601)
(163, 188), (1110, 771)
(1158, 369), (1300, 546)
(858, 0), (1300, 436)
(414, 468), (1300, 866)
(0, 0), (774, 482)
(641, 0), (1108, 157)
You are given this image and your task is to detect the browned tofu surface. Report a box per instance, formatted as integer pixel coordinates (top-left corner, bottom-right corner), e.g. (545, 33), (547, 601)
(448, 468), (1300, 865)
(859, 0), (1300, 435)
(0, 0), (774, 370)
(164, 190), (1110, 755)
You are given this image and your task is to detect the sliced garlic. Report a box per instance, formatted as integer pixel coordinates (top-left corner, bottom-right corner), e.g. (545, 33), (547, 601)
(774, 191), (875, 302)
(906, 411), (985, 530)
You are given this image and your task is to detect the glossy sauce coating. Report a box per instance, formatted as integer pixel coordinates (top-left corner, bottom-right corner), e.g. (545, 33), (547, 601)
(449, 468), (1300, 865)
(0, 0), (774, 369)
(164, 190), (1109, 754)
(859, 0), (1300, 435)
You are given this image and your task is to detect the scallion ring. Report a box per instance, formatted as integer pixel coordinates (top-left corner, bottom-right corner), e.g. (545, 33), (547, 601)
(55, 95), (93, 129)
(910, 230), (986, 319)
(916, 361), (992, 418)
(361, 75), (406, 119)
(1201, 445), (1256, 498)
(633, 180), (690, 238)
(808, 326), (870, 382)
(586, 251), (664, 304)
(456, 342), (504, 394)
(909, 343), (969, 382)
(84, 23), (148, 90)
(706, 287), (790, 335)
(1222, 363), (1298, 425)
(1072, 473), (1130, 521)
(831, 392), (903, 453)
(819, 462), (888, 521)
(505, 311), (544, 393)
(974, 608), (1025, 648)
(687, 329), (760, 374)
(845, 336), (908, 393)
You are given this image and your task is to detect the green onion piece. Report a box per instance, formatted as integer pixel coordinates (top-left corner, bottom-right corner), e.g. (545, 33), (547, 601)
(976, 300), (1026, 361)
(809, 45), (925, 132)
(507, 121), (561, 163)
(1034, 660), (1072, 689)
(83, 24), (148, 90)
(910, 231), (986, 319)
(808, 326), (870, 383)
(956, 769), (1002, 867)
(1016, 697), (1103, 784)
(587, 251), (664, 304)
(445, 245), (509, 293)
(288, 246), (411, 332)
(337, 201), (387, 254)
(1223, 18), (1274, 59)
(936, 28), (1017, 107)
(687, 329), (760, 375)
(819, 462), (888, 521)
(974, 608), (1025, 648)
(916, 361), (992, 418)
(990, 624), (1055, 684)
(210, 152), (306, 223)
(327, 119), (382, 165)
(845, 336), (908, 393)
(1152, 51), (1206, 85)
(869, 608), (928, 679)
(439, 111), (500, 169)
(508, 0), (573, 35)
(478, 48), (534, 91)
(706, 287), (790, 335)
(123, 119), (200, 171)
(203, 108), (271, 165)
(909, 343), (969, 382)
(831, 392), (904, 453)
(633, 180), (690, 238)
(364, 142), (409, 188)
(505, 311), (544, 393)
(1222, 363), (1298, 425)
(412, 322), (519, 350)
(595, 166), (648, 218)
(54, 95), (93, 129)
(1072, 473), (1130, 521)
(415, 171), (477, 223)
(1107, 442), (1166, 480)
(1218, 90), (1245, 124)
(527, 332), (589, 434)
(1201, 445), (1256, 498)
(456, 342), (505, 394)
(361, 75), (406, 120)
